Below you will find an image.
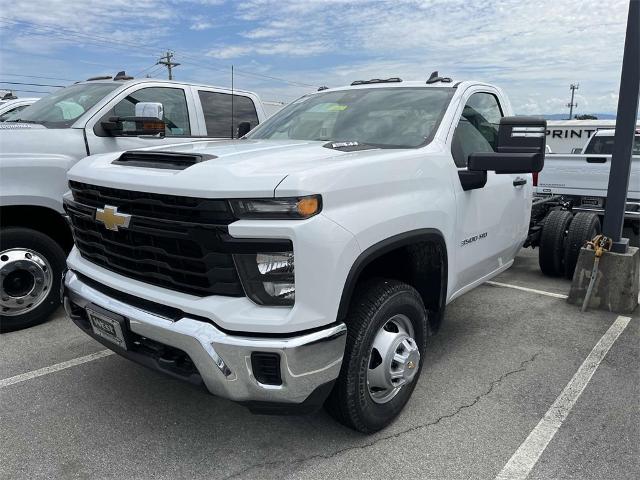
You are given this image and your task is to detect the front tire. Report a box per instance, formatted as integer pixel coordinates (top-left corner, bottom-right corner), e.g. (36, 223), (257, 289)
(0, 227), (66, 332)
(325, 278), (428, 433)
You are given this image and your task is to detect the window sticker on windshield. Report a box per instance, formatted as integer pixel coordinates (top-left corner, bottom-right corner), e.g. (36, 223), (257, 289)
(309, 103), (348, 113)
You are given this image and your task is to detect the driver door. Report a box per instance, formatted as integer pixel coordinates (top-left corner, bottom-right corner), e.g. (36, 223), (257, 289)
(85, 85), (199, 155)
(450, 91), (530, 294)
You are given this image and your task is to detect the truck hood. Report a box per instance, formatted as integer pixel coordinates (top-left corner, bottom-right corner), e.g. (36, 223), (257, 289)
(68, 139), (392, 198)
(0, 127), (85, 156)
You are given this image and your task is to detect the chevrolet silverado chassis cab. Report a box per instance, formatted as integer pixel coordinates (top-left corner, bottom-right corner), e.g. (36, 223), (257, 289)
(0, 74), (266, 331)
(63, 77), (546, 432)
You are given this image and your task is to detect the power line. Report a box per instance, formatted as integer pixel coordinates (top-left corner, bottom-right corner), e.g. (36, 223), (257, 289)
(0, 72), (75, 82)
(0, 80), (66, 88)
(0, 17), (318, 89)
(2, 88), (51, 95)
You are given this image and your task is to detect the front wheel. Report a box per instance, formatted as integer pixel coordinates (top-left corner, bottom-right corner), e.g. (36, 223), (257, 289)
(0, 227), (66, 332)
(325, 278), (428, 433)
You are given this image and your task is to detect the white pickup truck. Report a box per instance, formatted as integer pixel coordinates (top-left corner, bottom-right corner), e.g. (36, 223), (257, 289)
(62, 76), (545, 432)
(0, 74), (268, 331)
(537, 129), (640, 214)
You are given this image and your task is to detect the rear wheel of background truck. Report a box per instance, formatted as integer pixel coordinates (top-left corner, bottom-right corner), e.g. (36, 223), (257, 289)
(538, 210), (573, 277)
(0, 227), (66, 333)
(564, 212), (601, 280)
(325, 278), (428, 433)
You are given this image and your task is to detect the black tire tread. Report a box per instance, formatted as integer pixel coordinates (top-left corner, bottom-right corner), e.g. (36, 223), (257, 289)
(325, 278), (426, 433)
(564, 212), (600, 279)
(539, 210), (573, 277)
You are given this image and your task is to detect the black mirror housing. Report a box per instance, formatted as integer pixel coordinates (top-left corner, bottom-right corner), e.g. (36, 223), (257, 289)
(468, 116), (546, 174)
(237, 121), (251, 138)
(102, 116), (166, 137)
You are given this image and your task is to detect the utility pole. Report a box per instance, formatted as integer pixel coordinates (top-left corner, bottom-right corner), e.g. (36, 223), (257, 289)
(157, 51), (180, 80)
(567, 83), (579, 119)
(602, 0), (640, 253)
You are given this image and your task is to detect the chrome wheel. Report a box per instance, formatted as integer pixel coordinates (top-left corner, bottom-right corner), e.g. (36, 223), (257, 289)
(367, 313), (420, 404)
(0, 248), (52, 316)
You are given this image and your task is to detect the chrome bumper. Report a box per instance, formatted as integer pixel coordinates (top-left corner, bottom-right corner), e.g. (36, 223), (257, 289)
(63, 270), (346, 407)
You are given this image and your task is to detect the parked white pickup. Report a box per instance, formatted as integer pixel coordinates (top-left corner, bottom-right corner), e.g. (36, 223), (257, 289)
(0, 75), (268, 331)
(536, 129), (640, 217)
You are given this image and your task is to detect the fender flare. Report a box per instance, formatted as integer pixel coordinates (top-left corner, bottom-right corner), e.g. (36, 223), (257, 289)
(336, 228), (448, 322)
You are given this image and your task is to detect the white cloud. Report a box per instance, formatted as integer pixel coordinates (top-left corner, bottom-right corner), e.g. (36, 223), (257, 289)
(212, 0), (629, 113)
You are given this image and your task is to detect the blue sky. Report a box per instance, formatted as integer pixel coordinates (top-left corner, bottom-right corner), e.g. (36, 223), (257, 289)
(0, 0), (631, 114)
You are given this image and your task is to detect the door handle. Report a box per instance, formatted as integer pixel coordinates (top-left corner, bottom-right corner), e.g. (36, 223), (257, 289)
(513, 177), (527, 187)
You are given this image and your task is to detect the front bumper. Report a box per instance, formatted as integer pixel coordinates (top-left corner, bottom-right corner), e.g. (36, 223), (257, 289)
(63, 270), (347, 410)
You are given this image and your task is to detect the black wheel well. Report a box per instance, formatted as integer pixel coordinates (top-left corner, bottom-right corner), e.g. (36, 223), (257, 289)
(338, 230), (448, 333)
(0, 205), (74, 253)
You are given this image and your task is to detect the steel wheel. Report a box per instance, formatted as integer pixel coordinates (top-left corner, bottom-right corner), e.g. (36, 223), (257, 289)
(0, 248), (53, 316)
(367, 313), (421, 404)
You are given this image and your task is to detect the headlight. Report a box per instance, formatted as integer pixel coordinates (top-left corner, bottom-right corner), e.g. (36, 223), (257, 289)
(234, 252), (295, 306)
(230, 195), (321, 219)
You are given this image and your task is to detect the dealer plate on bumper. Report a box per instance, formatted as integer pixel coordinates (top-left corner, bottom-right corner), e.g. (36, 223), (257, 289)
(87, 307), (128, 350)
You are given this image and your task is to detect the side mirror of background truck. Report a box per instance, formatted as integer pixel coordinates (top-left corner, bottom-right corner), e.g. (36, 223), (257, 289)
(101, 102), (166, 137)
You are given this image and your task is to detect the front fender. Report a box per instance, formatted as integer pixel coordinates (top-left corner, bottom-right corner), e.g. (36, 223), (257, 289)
(0, 153), (76, 213)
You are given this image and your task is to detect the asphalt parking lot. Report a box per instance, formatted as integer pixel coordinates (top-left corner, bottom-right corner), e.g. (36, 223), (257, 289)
(1, 248), (638, 480)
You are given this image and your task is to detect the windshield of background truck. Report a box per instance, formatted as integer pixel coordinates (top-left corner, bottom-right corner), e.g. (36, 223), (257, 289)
(584, 135), (640, 155)
(8, 83), (119, 128)
(246, 87), (455, 148)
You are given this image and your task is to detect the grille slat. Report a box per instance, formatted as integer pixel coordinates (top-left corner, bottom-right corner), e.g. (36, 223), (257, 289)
(66, 182), (244, 297)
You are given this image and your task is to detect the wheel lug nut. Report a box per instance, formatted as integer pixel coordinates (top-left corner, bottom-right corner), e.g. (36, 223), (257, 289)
(25, 253), (32, 259)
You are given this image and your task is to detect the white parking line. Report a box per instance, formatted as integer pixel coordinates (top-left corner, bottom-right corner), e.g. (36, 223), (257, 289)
(0, 350), (115, 389)
(485, 281), (568, 299)
(495, 315), (632, 480)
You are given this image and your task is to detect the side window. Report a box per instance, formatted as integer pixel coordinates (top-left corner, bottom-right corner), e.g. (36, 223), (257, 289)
(451, 93), (503, 167)
(198, 91), (259, 138)
(111, 87), (191, 136)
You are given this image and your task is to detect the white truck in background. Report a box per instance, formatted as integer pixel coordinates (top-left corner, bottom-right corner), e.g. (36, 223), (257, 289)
(0, 73), (268, 331)
(544, 120), (640, 154)
(0, 94), (38, 122)
(537, 129), (640, 218)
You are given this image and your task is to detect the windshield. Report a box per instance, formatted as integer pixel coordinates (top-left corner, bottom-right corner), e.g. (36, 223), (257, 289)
(246, 87), (455, 148)
(584, 134), (640, 155)
(8, 83), (119, 128)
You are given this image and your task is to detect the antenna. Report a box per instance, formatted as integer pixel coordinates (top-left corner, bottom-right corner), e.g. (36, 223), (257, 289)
(231, 65), (235, 139)
(567, 83), (579, 119)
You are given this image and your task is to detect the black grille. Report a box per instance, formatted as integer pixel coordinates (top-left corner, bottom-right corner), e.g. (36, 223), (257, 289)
(69, 181), (236, 225)
(251, 352), (282, 385)
(66, 183), (244, 297)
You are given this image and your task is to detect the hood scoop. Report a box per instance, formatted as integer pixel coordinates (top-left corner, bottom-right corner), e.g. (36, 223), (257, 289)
(112, 151), (217, 170)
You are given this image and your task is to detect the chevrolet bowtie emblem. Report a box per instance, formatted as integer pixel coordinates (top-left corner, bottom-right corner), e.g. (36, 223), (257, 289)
(95, 205), (131, 232)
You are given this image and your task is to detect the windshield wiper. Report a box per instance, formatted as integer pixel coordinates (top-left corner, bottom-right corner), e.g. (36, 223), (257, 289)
(7, 119), (41, 124)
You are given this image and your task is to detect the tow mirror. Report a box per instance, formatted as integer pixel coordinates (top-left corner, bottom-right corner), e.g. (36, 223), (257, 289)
(135, 102), (163, 120)
(237, 121), (251, 137)
(101, 102), (166, 137)
(468, 116), (546, 174)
